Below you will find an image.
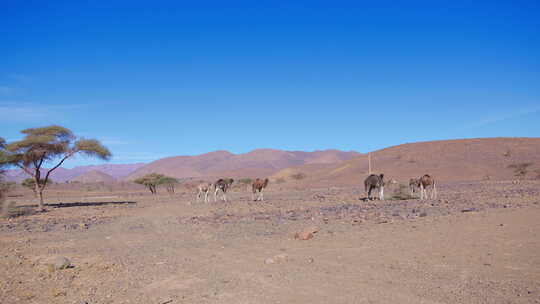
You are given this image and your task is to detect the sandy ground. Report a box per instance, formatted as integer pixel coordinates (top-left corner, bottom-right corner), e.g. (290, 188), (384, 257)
(1, 180), (539, 304)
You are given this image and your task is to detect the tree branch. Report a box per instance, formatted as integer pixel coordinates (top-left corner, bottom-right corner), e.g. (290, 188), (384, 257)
(42, 151), (75, 189)
(14, 163), (35, 178)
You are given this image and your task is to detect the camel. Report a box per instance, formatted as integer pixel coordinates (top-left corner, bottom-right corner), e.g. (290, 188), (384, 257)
(196, 182), (212, 203)
(214, 178), (234, 202)
(418, 174), (437, 200)
(409, 178), (420, 196)
(364, 174), (385, 200)
(252, 178), (269, 201)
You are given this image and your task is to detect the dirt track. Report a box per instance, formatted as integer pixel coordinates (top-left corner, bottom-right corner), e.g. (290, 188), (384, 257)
(1, 181), (539, 304)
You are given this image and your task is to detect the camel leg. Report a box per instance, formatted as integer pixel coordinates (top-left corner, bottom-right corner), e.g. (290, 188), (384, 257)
(196, 190), (201, 202)
(380, 186), (384, 200)
(252, 191), (255, 201)
(214, 188), (219, 202)
(420, 184), (424, 200)
(261, 188), (264, 201)
(223, 192), (227, 202)
(204, 191), (208, 203)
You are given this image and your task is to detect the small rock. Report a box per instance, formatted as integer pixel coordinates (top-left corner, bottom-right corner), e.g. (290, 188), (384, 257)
(274, 253), (288, 262)
(307, 257), (314, 263)
(265, 254), (288, 264)
(48, 256), (72, 270)
(294, 226), (320, 240)
(419, 212), (427, 217)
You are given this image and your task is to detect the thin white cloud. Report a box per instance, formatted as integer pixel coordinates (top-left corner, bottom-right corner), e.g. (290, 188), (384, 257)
(460, 106), (540, 130)
(0, 101), (86, 122)
(111, 152), (169, 161)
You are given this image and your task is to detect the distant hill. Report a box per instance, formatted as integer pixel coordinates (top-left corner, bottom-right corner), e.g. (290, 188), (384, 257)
(4, 163), (146, 183)
(70, 170), (116, 183)
(125, 149), (360, 180)
(273, 138), (540, 186)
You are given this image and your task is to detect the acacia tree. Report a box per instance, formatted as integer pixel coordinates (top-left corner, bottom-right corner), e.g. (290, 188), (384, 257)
(158, 176), (179, 194)
(134, 173), (163, 195)
(0, 126), (111, 211)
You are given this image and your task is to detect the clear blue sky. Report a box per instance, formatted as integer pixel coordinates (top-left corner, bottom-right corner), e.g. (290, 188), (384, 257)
(1, 1), (539, 167)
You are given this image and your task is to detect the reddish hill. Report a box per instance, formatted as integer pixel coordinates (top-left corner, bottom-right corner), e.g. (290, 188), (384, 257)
(273, 138), (540, 186)
(125, 149), (360, 180)
(70, 170), (116, 183)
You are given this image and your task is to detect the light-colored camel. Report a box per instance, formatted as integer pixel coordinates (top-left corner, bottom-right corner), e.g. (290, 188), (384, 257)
(409, 178), (420, 196)
(214, 178), (234, 202)
(364, 174), (385, 200)
(418, 174), (437, 200)
(252, 178), (269, 201)
(196, 182), (212, 203)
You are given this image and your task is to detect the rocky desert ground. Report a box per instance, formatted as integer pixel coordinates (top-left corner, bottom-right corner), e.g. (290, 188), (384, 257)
(1, 179), (539, 304)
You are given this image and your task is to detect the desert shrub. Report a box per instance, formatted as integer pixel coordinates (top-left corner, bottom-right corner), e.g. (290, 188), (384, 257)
(508, 162), (532, 179)
(290, 173), (306, 180)
(1, 200), (34, 218)
(390, 183), (415, 200)
(238, 178), (253, 185)
(503, 149), (512, 157)
(21, 178), (53, 197)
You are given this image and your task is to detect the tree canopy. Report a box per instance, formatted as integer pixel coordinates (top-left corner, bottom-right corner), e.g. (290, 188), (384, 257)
(0, 126), (111, 210)
(133, 173), (179, 194)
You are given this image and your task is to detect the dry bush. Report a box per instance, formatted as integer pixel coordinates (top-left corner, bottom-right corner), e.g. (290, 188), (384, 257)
(1, 200), (35, 218)
(508, 162), (532, 179)
(390, 183), (415, 200)
(238, 178), (253, 185)
(291, 173), (306, 180)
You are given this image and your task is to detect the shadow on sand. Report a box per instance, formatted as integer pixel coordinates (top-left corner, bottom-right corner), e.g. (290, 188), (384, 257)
(16, 201), (137, 209)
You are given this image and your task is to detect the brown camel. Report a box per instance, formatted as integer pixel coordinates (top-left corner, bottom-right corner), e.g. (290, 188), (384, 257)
(196, 182), (212, 203)
(251, 178), (269, 201)
(364, 174), (385, 200)
(418, 174), (437, 200)
(214, 178), (234, 202)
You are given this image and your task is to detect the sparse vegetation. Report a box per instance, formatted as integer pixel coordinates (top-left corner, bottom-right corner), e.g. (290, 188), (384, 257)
(508, 162), (532, 179)
(238, 178), (253, 185)
(503, 149), (512, 157)
(21, 178), (53, 197)
(390, 183), (415, 200)
(291, 173), (306, 180)
(0, 126), (111, 210)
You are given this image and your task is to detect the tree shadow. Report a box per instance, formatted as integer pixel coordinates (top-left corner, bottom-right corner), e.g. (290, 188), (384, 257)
(16, 201), (137, 209)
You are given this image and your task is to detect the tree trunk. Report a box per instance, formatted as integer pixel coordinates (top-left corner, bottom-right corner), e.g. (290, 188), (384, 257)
(38, 189), (45, 211)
